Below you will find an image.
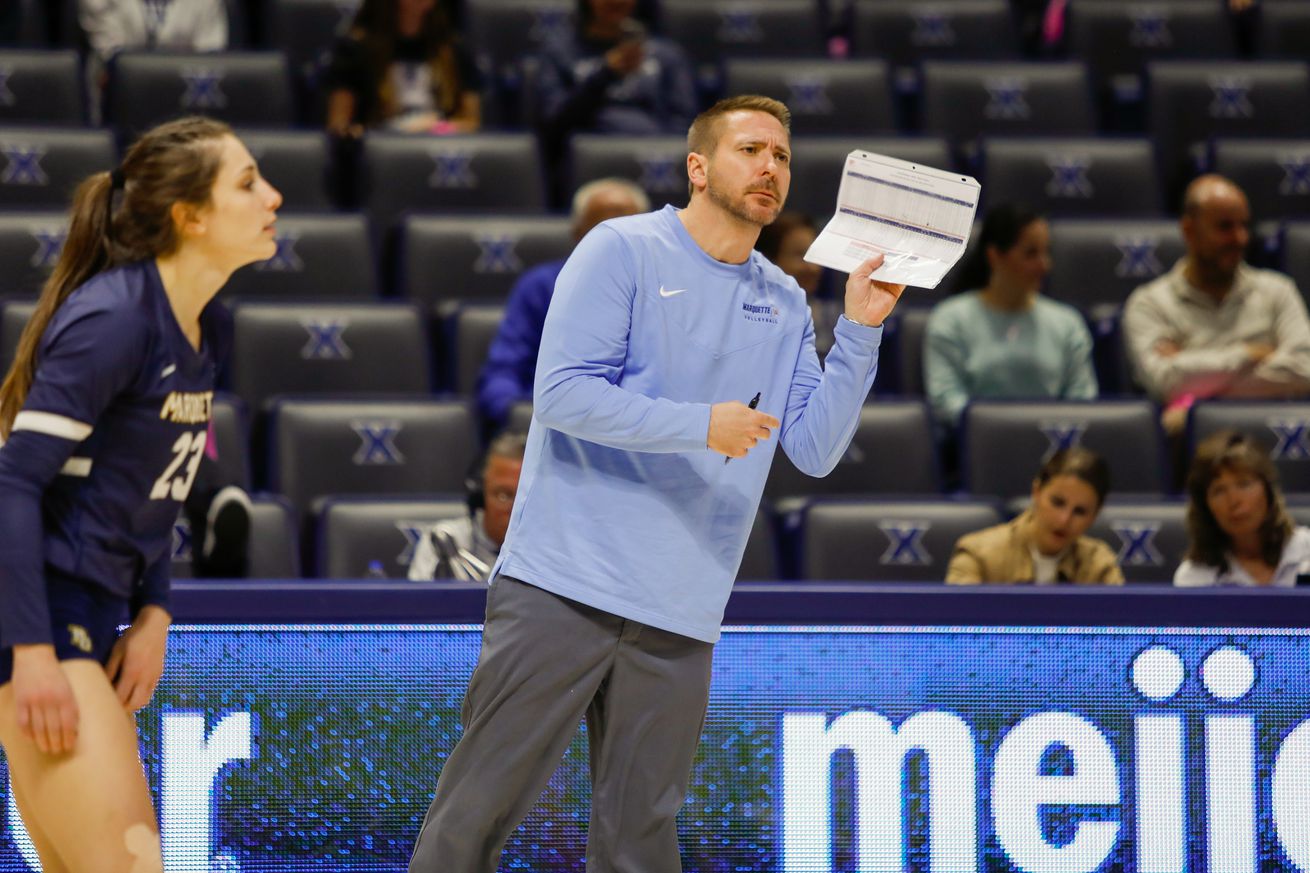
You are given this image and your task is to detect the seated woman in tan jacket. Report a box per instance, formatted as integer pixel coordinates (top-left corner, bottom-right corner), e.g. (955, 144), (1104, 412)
(947, 447), (1124, 585)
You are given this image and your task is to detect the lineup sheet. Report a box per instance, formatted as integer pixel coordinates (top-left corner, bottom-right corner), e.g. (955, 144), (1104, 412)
(804, 150), (981, 289)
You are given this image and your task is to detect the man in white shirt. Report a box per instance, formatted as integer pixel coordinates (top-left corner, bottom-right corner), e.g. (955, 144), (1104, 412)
(1123, 174), (1310, 433)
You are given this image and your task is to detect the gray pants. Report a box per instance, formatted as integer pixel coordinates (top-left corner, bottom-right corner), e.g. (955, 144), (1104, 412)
(408, 575), (715, 873)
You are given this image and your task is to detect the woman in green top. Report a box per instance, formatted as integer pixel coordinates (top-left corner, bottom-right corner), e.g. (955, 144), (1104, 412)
(924, 203), (1098, 428)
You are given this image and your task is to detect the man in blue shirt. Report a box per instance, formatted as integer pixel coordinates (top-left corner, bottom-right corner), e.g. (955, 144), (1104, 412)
(476, 177), (650, 429)
(408, 95), (906, 873)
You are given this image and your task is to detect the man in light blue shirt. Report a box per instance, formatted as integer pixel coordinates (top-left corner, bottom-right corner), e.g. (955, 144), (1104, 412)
(408, 94), (907, 873)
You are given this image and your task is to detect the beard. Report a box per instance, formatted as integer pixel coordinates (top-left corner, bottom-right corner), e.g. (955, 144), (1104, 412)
(705, 172), (784, 226)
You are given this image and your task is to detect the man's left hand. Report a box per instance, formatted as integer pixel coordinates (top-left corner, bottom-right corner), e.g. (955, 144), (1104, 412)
(843, 254), (906, 328)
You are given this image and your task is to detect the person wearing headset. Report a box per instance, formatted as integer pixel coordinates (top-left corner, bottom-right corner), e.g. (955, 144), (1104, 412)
(408, 431), (526, 582)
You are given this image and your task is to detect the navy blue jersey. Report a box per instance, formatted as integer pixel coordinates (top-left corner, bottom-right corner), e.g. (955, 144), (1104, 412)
(0, 260), (231, 647)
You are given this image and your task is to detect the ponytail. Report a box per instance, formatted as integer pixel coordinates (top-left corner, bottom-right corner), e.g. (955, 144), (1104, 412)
(0, 171), (115, 438)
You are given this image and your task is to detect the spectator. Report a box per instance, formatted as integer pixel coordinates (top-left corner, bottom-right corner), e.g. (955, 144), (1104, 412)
(756, 211), (836, 356)
(533, 0), (698, 144)
(924, 203), (1097, 428)
(324, 0), (481, 137)
(947, 447), (1123, 584)
(1175, 430), (1310, 587)
(476, 177), (649, 428)
(78, 0), (228, 120)
(408, 430), (527, 581)
(1124, 174), (1310, 435)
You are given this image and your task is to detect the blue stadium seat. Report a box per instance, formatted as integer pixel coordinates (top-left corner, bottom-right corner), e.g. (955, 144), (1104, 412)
(1086, 498), (1188, 585)
(1148, 61), (1310, 203)
(568, 134), (688, 211)
(738, 504), (780, 581)
(222, 213), (378, 300)
(1190, 400), (1310, 494)
(662, 0), (826, 69)
(921, 62), (1096, 154)
(798, 497), (1003, 581)
(0, 210), (66, 298)
(400, 215), (572, 307)
(0, 50), (82, 124)
(211, 392), (251, 491)
(0, 126), (115, 208)
(441, 303), (506, 397)
(962, 399), (1166, 499)
(106, 51), (295, 133)
(1257, 0), (1310, 62)
(267, 397), (478, 513)
(229, 301), (431, 412)
(980, 137), (1162, 217)
(722, 59), (896, 137)
(1046, 218), (1185, 311)
(1283, 221), (1310, 298)
(764, 400), (941, 499)
(1211, 139), (1310, 224)
(0, 297), (35, 374)
(362, 133), (545, 234)
(236, 129), (334, 211)
(316, 495), (469, 579)
(171, 494), (301, 579)
(854, 0), (1020, 69)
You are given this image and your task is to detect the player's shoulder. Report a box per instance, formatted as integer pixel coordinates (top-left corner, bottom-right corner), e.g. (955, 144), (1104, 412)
(45, 262), (156, 344)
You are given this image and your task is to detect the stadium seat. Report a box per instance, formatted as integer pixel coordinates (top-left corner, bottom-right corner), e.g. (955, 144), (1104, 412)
(798, 497), (1003, 581)
(229, 301), (431, 412)
(399, 215), (572, 307)
(267, 398), (478, 513)
(784, 135), (953, 225)
(1190, 400), (1310, 493)
(106, 51), (295, 133)
(0, 211), (66, 298)
(507, 400), (534, 432)
(962, 399), (1166, 499)
(1148, 61), (1310, 202)
(0, 50), (82, 124)
(980, 137), (1162, 217)
(210, 392), (251, 491)
(921, 62), (1096, 153)
(886, 306), (932, 397)
(265, 0), (361, 81)
(1211, 139), (1310, 224)
(1086, 498), (1188, 585)
(722, 60), (896, 137)
(316, 495), (470, 579)
(854, 0), (1020, 69)
(1257, 0), (1310, 62)
(568, 135), (688, 211)
(0, 297), (34, 374)
(1046, 219), (1185, 311)
(171, 494), (301, 579)
(764, 400), (941, 499)
(1066, 0), (1235, 120)
(236, 129), (334, 211)
(662, 0), (826, 69)
(222, 214), (378, 300)
(361, 133), (545, 233)
(1284, 221), (1310, 295)
(466, 0), (575, 95)
(0, 127), (115, 208)
(440, 303), (506, 397)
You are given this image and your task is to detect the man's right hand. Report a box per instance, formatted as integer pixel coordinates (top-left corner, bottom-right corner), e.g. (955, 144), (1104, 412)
(605, 39), (645, 76)
(12, 644), (79, 755)
(708, 402), (780, 459)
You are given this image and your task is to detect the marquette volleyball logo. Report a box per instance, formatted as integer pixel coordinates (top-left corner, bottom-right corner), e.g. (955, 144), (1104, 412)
(742, 301), (780, 324)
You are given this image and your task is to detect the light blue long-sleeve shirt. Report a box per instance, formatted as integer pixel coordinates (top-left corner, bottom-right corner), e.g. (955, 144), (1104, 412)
(490, 205), (882, 642)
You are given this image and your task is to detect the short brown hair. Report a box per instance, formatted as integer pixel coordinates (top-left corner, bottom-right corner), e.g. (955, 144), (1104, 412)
(1184, 430), (1294, 570)
(686, 95), (790, 197)
(687, 94), (790, 156)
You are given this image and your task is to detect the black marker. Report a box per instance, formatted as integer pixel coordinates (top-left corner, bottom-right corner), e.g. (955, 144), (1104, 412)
(725, 392), (763, 464)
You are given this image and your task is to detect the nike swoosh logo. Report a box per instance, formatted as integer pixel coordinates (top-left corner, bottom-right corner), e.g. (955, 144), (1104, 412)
(160, 364), (177, 379)
(659, 286), (688, 297)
